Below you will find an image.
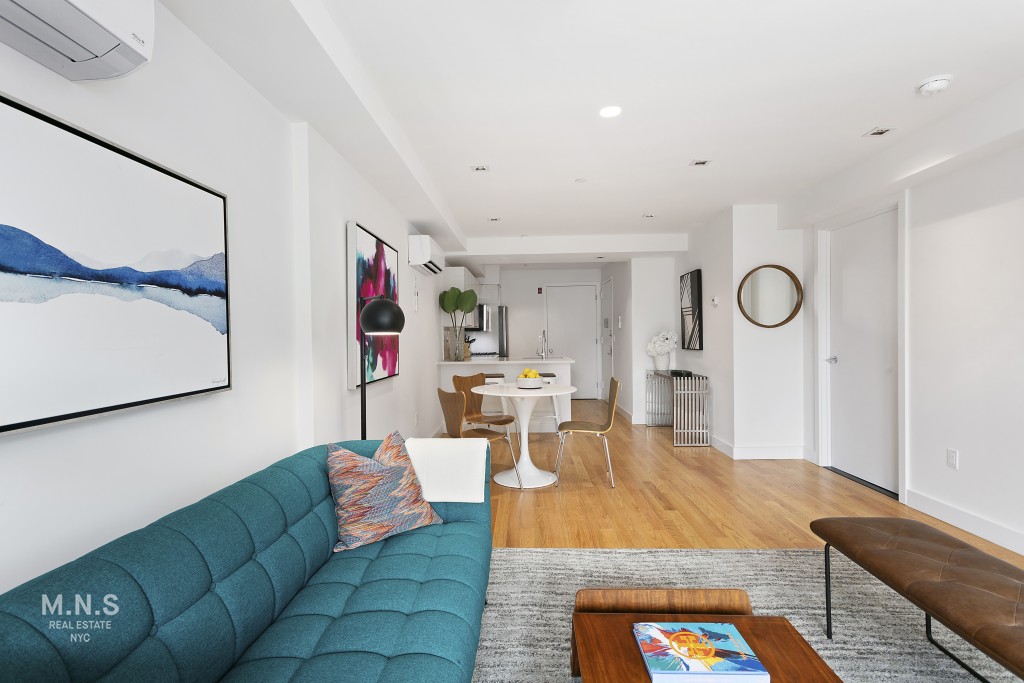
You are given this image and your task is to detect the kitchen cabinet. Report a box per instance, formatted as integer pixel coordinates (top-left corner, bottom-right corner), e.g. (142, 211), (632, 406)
(441, 266), (480, 329)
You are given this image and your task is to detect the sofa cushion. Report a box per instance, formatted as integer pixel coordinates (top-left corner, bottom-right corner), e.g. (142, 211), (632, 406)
(328, 432), (442, 551)
(223, 518), (491, 682)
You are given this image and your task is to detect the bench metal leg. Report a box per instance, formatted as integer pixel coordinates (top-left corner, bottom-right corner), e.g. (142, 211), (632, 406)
(925, 614), (989, 682)
(824, 542), (832, 639)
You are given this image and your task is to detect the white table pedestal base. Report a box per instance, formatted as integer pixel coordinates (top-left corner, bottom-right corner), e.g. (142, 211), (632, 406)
(493, 391), (556, 489)
(493, 465), (557, 489)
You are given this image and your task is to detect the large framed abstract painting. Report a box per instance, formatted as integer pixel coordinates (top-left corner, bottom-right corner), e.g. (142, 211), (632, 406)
(680, 269), (703, 350)
(0, 96), (229, 434)
(346, 221), (399, 389)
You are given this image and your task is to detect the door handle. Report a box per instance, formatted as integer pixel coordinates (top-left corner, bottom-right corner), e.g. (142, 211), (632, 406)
(825, 356), (838, 365)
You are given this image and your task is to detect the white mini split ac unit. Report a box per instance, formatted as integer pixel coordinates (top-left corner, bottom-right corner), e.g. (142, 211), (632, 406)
(0, 0), (153, 81)
(409, 235), (445, 275)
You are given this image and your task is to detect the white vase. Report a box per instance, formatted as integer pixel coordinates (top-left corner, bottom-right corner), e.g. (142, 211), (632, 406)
(654, 353), (670, 370)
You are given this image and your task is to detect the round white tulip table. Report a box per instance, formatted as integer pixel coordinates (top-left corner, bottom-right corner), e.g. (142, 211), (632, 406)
(471, 382), (577, 489)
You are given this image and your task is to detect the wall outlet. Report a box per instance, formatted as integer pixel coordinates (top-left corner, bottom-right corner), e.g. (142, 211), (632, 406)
(946, 448), (959, 470)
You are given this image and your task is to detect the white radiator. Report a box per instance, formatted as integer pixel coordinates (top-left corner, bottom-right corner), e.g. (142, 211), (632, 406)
(673, 374), (710, 446)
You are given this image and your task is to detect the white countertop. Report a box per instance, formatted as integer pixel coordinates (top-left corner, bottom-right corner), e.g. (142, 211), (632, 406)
(438, 357), (574, 366)
(471, 383), (576, 397)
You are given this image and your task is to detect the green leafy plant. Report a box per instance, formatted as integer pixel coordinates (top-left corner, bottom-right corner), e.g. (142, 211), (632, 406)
(439, 286), (478, 330)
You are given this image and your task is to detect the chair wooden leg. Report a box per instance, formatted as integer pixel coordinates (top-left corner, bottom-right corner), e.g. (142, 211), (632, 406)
(555, 432), (567, 485)
(600, 433), (614, 487)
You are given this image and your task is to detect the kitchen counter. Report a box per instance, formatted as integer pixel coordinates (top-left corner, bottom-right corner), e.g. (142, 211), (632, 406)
(438, 357), (575, 366)
(437, 357), (574, 432)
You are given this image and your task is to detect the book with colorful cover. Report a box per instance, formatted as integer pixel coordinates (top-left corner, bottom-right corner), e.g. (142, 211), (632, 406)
(633, 622), (770, 681)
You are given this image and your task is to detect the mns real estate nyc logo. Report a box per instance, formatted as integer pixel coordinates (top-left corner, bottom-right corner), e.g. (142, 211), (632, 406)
(41, 593), (120, 642)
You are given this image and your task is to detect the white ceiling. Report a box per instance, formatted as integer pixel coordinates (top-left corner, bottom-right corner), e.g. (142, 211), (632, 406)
(165, 0), (1024, 264)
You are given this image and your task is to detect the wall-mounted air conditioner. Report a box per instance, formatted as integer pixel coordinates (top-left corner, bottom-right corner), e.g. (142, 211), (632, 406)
(0, 0), (153, 81)
(409, 235), (445, 275)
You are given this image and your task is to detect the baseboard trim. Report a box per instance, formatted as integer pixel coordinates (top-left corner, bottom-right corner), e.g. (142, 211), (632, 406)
(618, 405), (634, 424)
(711, 437), (734, 458)
(906, 489), (1024, 555)
(731, 446), (805, 460)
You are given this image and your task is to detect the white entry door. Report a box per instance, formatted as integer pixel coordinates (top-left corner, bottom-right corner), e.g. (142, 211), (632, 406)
(545, 284), (599, 399)
(828, 209), (898, 493)
(600, 278), (614, 401)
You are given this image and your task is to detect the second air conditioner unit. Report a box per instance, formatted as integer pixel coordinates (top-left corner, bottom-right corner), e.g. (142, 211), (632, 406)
(409, 235), (445, 275)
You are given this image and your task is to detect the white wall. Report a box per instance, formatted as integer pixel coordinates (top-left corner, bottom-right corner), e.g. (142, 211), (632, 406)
(0, 7), (300, 591)
(498, 267), (603, 359)
(675, 209), (734, 449)
(302, 126), (443, 444)
(904, 142), (1024, 552)
(629, 257), (678, 423)
(731, 206), (805, 459)
(602, 261), (633, 420)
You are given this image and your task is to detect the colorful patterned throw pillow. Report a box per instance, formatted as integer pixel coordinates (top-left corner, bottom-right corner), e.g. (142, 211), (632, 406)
(327, 430), (442, 551)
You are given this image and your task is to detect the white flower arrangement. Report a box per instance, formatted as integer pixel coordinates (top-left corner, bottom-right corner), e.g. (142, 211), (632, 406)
(646, 330), (678, 356)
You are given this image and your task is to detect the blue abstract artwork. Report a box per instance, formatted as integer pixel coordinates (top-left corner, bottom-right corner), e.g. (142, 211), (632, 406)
(0, 96), (229, 433)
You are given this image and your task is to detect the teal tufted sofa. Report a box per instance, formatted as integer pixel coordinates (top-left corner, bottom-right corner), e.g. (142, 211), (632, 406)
(0, 440), (492, 682)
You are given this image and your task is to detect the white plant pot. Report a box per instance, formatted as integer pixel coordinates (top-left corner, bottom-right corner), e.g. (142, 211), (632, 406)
(654, 353), (670, 371)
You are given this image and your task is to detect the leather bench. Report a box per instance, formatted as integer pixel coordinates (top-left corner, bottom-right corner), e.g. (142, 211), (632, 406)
(811, 517), (1024, 681)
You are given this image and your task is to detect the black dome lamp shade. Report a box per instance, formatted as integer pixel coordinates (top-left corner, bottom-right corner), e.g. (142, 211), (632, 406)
(359, 298), (405, 335)
(358, 297), (405, 439)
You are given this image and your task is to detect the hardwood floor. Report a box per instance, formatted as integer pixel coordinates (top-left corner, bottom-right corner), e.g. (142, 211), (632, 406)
(489, 400), (1024, 567)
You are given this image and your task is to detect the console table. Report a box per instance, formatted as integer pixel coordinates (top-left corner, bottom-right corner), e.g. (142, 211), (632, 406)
(645, 371), (710, 446)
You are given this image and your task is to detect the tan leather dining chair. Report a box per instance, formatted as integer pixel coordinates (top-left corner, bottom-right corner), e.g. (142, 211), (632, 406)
(555, 377), (620, 487)
(438, 388), (522, 488)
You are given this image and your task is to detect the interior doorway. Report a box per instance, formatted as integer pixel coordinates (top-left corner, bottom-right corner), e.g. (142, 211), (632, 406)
(600, 277), (614, 401)
(819, 205), (902, 497)
(545, 283), (600, 399)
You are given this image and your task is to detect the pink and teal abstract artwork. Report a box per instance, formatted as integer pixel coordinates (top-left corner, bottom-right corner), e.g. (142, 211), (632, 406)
(348, 222), (399, 387)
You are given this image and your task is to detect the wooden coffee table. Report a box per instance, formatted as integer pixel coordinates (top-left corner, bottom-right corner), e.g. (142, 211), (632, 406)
(573, 612), (840, 682)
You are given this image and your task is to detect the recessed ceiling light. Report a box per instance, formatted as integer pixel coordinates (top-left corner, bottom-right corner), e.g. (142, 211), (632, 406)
(862, 127), (895, 137)
(599, 105), (622, 118)
(489, 217), (502, 222)
(574, 178), (587, 183)
(689, 159), (710, 166)
(471, 165), (490, 172)
(917, 74), (953, 96)
(642, 213), (656, 219)
(596, 256), (605, 259)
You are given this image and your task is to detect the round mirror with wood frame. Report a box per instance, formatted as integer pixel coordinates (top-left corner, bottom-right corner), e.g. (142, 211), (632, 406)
(737, 264), (803, 328)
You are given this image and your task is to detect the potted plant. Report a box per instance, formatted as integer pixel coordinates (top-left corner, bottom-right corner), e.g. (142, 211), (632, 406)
(439, 286), (478, 361)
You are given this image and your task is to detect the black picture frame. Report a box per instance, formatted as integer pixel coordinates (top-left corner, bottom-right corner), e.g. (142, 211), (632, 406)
(680, 269), (703, 350)
(0, 94), (230, 434)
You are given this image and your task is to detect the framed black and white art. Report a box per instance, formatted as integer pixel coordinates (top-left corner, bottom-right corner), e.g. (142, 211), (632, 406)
(680, 268), (703, 350)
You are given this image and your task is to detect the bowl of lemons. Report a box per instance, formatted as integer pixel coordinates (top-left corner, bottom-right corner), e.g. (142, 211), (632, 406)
(516, 368), (544, 389)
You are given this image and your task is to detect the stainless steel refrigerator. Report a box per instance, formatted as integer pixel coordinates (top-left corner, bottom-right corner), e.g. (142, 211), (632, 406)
(497, 305), (510, 358)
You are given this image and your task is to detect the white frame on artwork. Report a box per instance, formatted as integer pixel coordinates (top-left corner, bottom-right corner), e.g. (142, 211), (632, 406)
(345, 221), (400, 390)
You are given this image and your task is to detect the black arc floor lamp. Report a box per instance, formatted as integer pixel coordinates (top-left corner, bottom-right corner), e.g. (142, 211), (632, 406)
(358, 296), (405, 439)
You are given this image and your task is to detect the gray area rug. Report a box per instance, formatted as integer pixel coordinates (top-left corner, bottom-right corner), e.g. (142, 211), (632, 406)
(473, 548), (1016, 682)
